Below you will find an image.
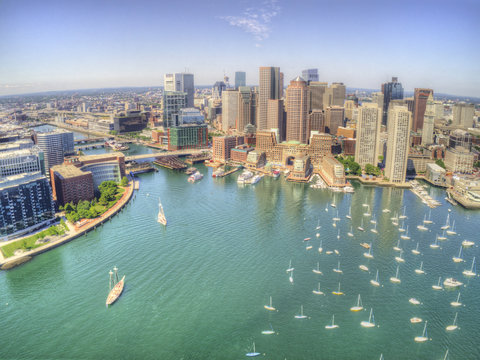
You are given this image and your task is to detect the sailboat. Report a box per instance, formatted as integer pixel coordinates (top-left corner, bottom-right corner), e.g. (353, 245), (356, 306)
(325, 204), (328, 212)
(370, 222), (378, 234)
(414, 321), (429, 342)
(332, 282), (344, 295)
(399, 206), (407, 219)
(333, 261), (343, 274)
(393, 240), (402, 252)
(370, 214), (377, 224)
(446, 313), (458, 331)
(451, 292), (462, 307)
(452, 246), (464, 263)
(417, 222), (428, 231)
(395, 249), (405, 263)
(446, 220), (457, 235)
(246, 342), (260, 357)
(318, 240), (323, 253)
(364, 245), (374, 259)
(331, 194), (336, 208)
(313, 262), (323, 274)
(294, 305), (307, 319)
(437, 230), (447, 241)
(362, 198), (368, 207)
(360, 308), (375, 327)
(432, 277), (443, 290)
(106, 267), (125, 307)
(462, 257), (476, 277)
(289, 270), (294, 284)
(363, 204), (371, 217)
(359, 264), (369, 272)
(443, 278), (463, 289)
(325, 314), (339, 329)
(400, 226), (410, 240)
(462, 239), (475, 247)
(370, 269), (380, 287)
(382, 208), (391, 213)
(442, 349), (449, 360)
(336, 229), (340, 240)
(423, 210), (433, 224)
(157, 198), (167, 226)
(390, 266), (401, 283)
(333, 210), (341, 222)
(409, 298), (421, 305)
(346, 207), (352, 219)
(313, 282), (324, 295)
(357, 218), (365, 231)
(261, 323), (275, 335)
(412, 242), (421, 255)
(316, 219), (321, 230)
(430, 236), (440, 249)
(286, 260), (294, 273)
(441, 213), (450, 230)
(347, 227), (354, 237)
(398, 220), (406, 232)
(415, 261), (425, 275)
(350, 294), (363, 312)
(264, 296), (276, 311)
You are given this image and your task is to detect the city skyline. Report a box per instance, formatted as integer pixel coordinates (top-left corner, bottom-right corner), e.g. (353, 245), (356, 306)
(0, 0), (479, 97)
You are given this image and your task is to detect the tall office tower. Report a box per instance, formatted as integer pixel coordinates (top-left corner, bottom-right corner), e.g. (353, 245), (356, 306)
(267, 99), (286, 141)
(344, 100), (356, 120)
(385, 105), (412, 183)
(422, 93), (435, 146)
(221, 89), (239, 132)
(308, 82), (328, 111)
(164, 73), (195, 108)
(323, 83), (346, 107)
(381, 77), (404, 125)
(285, 77), (309, 144)
(236, 87), (257, 132)
(163, 91), (187, 128)
(258, 67), (283, 131)
(371, 92), (384, 112)
(413, 88), (433, 132)
(434, 101), (444, 119)
(452, 102), (475, 128)
(309, 110), (326, 134)
(302, 69), (319, 83)
(212, 81), (226, 99)
(36, 131), (67, 178)
(235, 71), (246, 88)
(61, 131), (75, 155)
(355, 103), (382, 167)
(0, 147), (45, 177)
(325, 106), (345, 135)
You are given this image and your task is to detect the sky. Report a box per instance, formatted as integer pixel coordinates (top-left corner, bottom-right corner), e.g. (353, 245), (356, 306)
(0, 0), (479, 97)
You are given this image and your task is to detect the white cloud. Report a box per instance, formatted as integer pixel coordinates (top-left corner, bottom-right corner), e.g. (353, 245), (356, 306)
(219, 0), (280, 44)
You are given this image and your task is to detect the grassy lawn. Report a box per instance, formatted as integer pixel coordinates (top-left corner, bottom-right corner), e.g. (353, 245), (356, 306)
(1, 224), (66, 258)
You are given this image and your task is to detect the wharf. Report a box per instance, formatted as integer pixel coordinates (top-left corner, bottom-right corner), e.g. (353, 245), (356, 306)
(216, 167), (241, 178)
(410, 180), (442, 208)
(126, 162), (156, 175)
(185, 153), (211, 165)
(153, 156), (187, 170)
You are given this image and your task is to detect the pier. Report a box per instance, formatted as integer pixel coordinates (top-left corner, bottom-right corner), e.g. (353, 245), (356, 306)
(185, 152), (211, 165)
(153, 156), (187, 170)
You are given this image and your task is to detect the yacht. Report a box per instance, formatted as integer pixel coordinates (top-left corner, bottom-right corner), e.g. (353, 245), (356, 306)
(360, 242), (370, 249)
(451, 292), (462, 307)
(313, 262), (323, 274)
(294, 305), (308, 319)
(412, 242), (421, 255)
(462, 239), (475, 247)
(414, 321), (429, 342)
(409, 298), (421, 305)
(443, 278), (463, 289)
(390, 266), (401, 283)
(313, 282), (324, 295)
(410, 317), (422, 323)
(452, 246), (464, 263)
(360, 308), (375, 328)
(332, 282), (344, 295)
(264, 296), (276, 311)
(382, 208), (391, 213)
(188, 171), (203, 183)
(350, 294), (364, 312)
(400, 226), (410, 240)
(325, 314), (339, 329)
(415, 261), (425, 275)
(446, 313), (458, 331)
(441, 214), (451, 230)
(446, 220), (457, 235)
(359, 264), (369, 272)
(432, 277), (443, 290)
(462, 257), (476, 277)
(237, 170), (253, 184)
(333, 261), (343, 274)
(370, 270), (380, 287)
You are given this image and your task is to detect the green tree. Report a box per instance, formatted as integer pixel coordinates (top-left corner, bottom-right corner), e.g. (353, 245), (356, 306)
(88, 207), (98, 218)
(120, 176), (129, 186)
(365, 163), (381, 176)
(64, 202), (75, 214)
(474, 160), (480, 168)
(435, 159), (446, 169)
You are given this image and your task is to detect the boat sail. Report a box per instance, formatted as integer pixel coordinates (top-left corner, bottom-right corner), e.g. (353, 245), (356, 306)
(350, 294), (363, 312)
(361, 308), (375, 328)
(157, 198), (167, 225)
(106, 267), (125, 307)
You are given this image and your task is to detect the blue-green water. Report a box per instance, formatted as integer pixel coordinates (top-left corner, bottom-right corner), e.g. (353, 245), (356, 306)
(1, 150), (479, 359)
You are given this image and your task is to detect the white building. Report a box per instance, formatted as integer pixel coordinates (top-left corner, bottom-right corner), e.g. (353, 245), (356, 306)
(385, 105), (412, 183)
(164, 73), (195, 108)
(422, 93), (435, 146)
(452, 102), (475, 128)
(444, 148), (474, 174)
(355, 103), (382, 168)
(221, 89), (239, 132)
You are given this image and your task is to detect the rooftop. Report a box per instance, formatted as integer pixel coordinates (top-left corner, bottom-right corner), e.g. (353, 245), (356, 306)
(51, 164), (89, 179)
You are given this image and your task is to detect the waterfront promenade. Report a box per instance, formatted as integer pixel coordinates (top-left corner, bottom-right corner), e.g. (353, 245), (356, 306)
(0, 179), (136, 270)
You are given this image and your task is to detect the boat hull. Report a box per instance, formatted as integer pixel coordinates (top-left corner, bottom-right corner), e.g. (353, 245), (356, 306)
(106, 275), (125, 306)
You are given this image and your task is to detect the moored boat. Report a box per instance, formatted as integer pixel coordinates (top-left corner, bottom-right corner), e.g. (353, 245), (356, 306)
(106, 267), (125, 307)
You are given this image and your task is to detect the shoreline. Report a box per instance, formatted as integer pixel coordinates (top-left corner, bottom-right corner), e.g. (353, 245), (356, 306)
(0, 179), (136, 270)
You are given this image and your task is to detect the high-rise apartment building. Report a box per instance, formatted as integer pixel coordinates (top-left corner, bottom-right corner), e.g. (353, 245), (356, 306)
(267, 99), (286, 141)
(236, 87), (257, 132)
(285, 77), (309, 144)
(221, 89), (239, 132)
(381, 77), (404, 125)
(452, 102), (475, 128)
(344, 100), (356, 120)
(308, 110), (326, 134)
(258, 67), (283, 131)
(385, 105), (412, 183)
(308, 82), (328, 111)
(163, 91), (187, 128)
(413, 88), (433, 132)
(302, 69), (319, 83)
(36, 131), (69, 178)
(422, 93), (435, 146)
(355, 103), (382, 167)
(0, 147), (45, 177)
(235, 71), (246, 88)
(323, 83), (346, 107)
(325, 106), (345, 135)
(371, 92), (384, 112)
(164, 73), (195, 108)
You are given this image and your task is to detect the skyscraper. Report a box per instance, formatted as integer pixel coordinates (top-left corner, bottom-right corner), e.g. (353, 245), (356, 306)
(285, 77), (309, 144)
(164, 73), (195, 108)
(385, 105), (412, 183)
(371, 92), (384, 112)
(212, 81), (226, 99)
(237, 87), (257, 132)
(258, 67), (283, 131)
(221, 89), (239, 132)
(381, 77), (404, 125)
(308, 82), (328, 111)
(235, 71), (246, 88)
(325, 106), (345, 135)
(422, 93), (435, 146)
(267, 99), (286, 141)
(302, 69), (319, 83)
(452, 102), (475, 128)
(36, 131), (69, 178)
(413, 88), (433, 132)
(163, 91), (187, 127)
(323, 83), (346, 107)
(355, 103), (382, 168)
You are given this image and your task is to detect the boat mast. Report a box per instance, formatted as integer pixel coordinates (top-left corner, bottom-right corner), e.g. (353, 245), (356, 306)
(109, 270), (113, 290)
(114, 266), (119, 283)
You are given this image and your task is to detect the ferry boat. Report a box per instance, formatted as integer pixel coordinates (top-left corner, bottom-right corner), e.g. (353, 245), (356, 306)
(188, 171), (203, 183)
(106, 267), (125, 307)
(248, 174), (263, 185)
(237, 170), (253, 184)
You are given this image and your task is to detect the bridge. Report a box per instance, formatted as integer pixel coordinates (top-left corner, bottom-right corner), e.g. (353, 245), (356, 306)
(125, 149), (209, 162)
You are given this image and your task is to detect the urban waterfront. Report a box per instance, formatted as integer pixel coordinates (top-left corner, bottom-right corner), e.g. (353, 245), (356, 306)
(0, 142), (479, 359)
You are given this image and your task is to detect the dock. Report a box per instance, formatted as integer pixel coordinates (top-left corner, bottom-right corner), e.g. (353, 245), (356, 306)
(216, 167), (242, 178)
(153, 156), (187, 170)
(185, 153), (211, 165)
(410, 180), (441, 208)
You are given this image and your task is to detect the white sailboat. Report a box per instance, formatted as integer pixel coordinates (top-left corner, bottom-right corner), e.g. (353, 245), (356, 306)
(442, 349), (449, 360)
(333, 261), (343, 274)
(462, 239), (475, 247)
(412, 242), (421, 255)
(437, 230), (447, 241)
(294, 305), (307, 319)
(360, 308), (375, 328)
(432, 277), (443, 290)
(362, 197), (368, 207)
(325, 314), (339, 329)
(363, 204), (371, 217)
(443, 278), (463, 289)
(359, 264), (369, 272)
(316, 219), (321, 230)
(325, 204), (328, 212)
(332, 282), (344, 295)
(313, 282), (324, 295)
(423, 210), (433, 224)
(316, 231), (320, 238)
(246, 342), (260, 357)
(382, 207), (391, 213)
(452, 246), (464, 263)
(370, 214), (377, 224)
(462, 257), (476, 277)
(336, 229), (340, 239)
(430, 236), (440, 249)
(446, 220), (457, 235)
(333, 210), (341, 222)
(331, 194), (336, 208)
(395, 249), (405, 263)
(347, 227), (354, 237)
(313, 262), (323, 274)
(399, 206), (407, 219)
(346, 207), (352, 219)
(289, 270), (294, 284)
(370, 269), (380, 287)
(350, 294), (363, 312)
(157, 198), (167, 226)
(261, 323), (275, 335)
(357, 218), (365, 231)
(414, 321), (429, 342)
(415, 261), (425, 275)
(364, 245), (374, 259)
(400, 226), (410, 240)
(318, 240), (323, 253)
(398, 220), (406, 232)
(286, 260), (294, 273)
(417, 223), (428, 231)
(451, 292), (462, 307)
(393, 240), (402, 252)
(370, 222), (378, 234)
(264, 296), (276, 311)
(409, 298), (421, 305)
(446, 313), (458, 331)
(441, 213), (450, 230)
(390, 266), (401, 283)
